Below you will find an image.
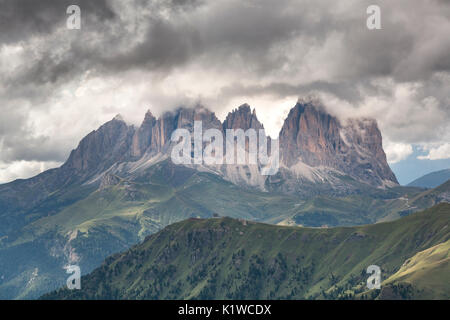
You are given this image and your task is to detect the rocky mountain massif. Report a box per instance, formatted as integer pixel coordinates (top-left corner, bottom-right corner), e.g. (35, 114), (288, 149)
(0, 99), (446, 299)
(0, 99), (398, 235)
(69, 100), (399, 194)
(277, 102), (397, 188)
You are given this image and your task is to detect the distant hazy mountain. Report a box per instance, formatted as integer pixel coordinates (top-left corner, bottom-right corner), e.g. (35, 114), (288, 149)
(42, 203), (450, 300)
(407, 169), (450, 189)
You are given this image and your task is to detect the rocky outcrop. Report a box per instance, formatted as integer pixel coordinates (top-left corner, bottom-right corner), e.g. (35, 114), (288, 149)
(340, 118), (398, 186)
(131, 110), (156, 158)
(223, 104), (264, 131)
(64, 115), (134, 178)
(146, 106), (222, 154)
(99, 173), (121, 190)
(279, 100), (398, 186)
(279, 101), (343, 167)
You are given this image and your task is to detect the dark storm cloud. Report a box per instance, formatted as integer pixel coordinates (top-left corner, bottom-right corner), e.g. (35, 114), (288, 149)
(6, 0), (449, 97)
(99, 19), (203, 73)
(0, 105), (68, 162)
(0, 0), (116, 44)
(2, 0), (207, 89)
(216, 80), (396, 104)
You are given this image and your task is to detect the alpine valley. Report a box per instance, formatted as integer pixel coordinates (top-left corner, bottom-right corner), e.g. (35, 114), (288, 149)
(0, 99), (449, 299)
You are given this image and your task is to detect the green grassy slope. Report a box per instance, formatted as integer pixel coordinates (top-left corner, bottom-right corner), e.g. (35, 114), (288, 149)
(42, 203), (450, 300)
(408, 180), (450, 210)
(372, 239), (449, 299)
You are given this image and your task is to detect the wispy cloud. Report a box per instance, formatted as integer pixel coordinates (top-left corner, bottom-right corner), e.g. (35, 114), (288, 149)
(418, 143), (450, 160)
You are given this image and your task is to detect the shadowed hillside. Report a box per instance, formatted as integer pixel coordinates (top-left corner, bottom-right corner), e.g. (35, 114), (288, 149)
(42, 203), (450, 300)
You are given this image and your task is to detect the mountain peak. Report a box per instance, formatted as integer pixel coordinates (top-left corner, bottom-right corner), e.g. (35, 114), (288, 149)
(65, 115), (134, 175)
(113, 114), (125, 122)
(237, 103), (251, 112)
(279, 100), (397, 186)
(223, 103), (263, 130)
(131, 109), (157, 157)
(141, 109), (157, 126)
(144, 109), (155, 119)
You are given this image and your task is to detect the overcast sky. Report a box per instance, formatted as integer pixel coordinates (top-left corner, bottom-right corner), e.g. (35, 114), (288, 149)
(0, 0), (449, 184)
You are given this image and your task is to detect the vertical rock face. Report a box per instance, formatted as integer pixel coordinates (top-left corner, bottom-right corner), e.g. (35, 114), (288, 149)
(279, 102), (343, 168)
(340, 118), (398, 185)
(149, 106), (223, 153)
(131, 110), (156, 157)
(219, 104), (268, 189)
(279, 101), (398, 186)
(223, 104), (264, 131)
(176, 106), (222, 132)
(64, 115), (134, 177)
